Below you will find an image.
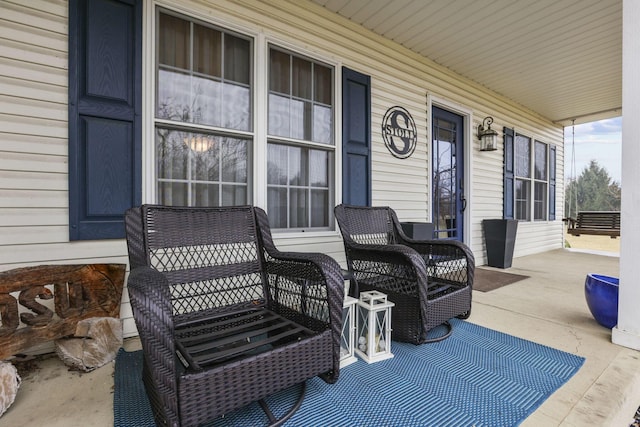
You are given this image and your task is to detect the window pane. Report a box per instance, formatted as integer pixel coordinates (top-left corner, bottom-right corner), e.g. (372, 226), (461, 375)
(193, 138), (219, 181)
(289, 146), (308, 186)
(224, 34), (250, 85)
(268, 144), (288, 185)
(534, 182), (547, 220)
(269, 49), (290, 94)
(157, 69), (191, 121)
(193, 183), (219, 206)
(158, 182), (188, 206)
(309, 150), (328, 187)
(268, 93), (290, 137)
(156, 128), (188, 180)
(534, 141), (547, 180)
(314, 64), (332, 105)
(289, 98), (308, 140)
(515, 135), (530, 178)
(158, 13), (189, 69)
(311, 189), (328, 227)
(515, 179), (530, 220)
(290, 188), (308, 228)
(222, 185), (247, 206)
(313, 104), (332, 144)
(220, 138), (248, 182)
(193, 24), (221, 77)
(268, 187), (287, 228)
(222, 82), (251, 131)
(191, 74), (221, 126)
(292, 56), (312, 99)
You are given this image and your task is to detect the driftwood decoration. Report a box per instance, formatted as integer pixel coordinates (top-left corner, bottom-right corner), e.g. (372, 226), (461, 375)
(0, 264), (126, 360)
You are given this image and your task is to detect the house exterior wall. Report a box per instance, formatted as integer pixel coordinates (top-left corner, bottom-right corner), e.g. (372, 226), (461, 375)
(0, 0), (564, 338)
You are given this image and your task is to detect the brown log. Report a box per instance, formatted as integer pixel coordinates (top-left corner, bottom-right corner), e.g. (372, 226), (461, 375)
(0, 264), (126, 360)
(55, 317), (123, 372)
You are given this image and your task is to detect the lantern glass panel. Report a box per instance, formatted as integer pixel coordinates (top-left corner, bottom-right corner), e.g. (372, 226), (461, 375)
(375, 310), (388, 353)
(357, 306), (369, 351)
(341, 305), (350, 357)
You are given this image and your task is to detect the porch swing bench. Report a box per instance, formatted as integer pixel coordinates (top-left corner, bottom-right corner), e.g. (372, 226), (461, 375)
(566, 211), (620, 238)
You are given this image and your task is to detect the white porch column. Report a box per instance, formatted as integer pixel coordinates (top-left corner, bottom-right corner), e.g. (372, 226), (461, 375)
(612, 0), (640, 349)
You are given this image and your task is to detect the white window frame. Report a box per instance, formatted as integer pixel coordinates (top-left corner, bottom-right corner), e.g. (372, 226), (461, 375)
(514, 132), (551, 222)
(533, 140), (549, 221)
(153, 9), (255, 208)
(264, 44), (337, 231)
(143, 2), (341, 236)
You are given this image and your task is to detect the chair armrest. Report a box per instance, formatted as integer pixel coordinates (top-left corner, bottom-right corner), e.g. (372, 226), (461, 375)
(126, 267), (179, 419)
(402, 238), (474, 262)
(401, 239), (475, 289)
(127, 266), (175, 346)
(262, 250), (344, 383)
(346, 242), (426, 267)
(254, 206), (343, 323)
(263, 250), (344, 324)
(344, 242), (431, 300)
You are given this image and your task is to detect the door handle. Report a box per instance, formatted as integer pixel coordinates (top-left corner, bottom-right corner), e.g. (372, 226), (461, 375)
(459, 178), (466, 212)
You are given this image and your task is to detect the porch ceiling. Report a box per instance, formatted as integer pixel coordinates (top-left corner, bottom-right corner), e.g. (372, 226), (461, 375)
(309, 0), (622, 126)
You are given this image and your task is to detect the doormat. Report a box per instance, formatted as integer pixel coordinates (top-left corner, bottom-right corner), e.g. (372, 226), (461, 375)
(474, 267), (529, 292)
(114, 319), (584, 427)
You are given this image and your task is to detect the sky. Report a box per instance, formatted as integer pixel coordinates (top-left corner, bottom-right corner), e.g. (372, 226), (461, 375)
(563, 117), (622, 184)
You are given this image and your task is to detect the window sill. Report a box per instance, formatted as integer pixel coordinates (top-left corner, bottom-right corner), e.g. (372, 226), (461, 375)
(272, 229), (341, 240)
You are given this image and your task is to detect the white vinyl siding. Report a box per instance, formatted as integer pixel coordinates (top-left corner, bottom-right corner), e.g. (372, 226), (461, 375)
(0, 0), (564, 340)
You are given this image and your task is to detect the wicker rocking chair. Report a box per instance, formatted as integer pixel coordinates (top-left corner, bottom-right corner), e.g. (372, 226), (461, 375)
(125, 205), (344, 427)
(335, 204), (474, 344)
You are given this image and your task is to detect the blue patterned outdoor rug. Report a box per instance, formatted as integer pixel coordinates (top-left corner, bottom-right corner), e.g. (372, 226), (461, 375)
(114, 319), (584, 427)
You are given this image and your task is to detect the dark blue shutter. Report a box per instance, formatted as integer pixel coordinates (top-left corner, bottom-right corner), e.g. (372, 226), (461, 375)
(503, 127), (515, 219)
(69, 0), (142, 240)
(549, 145), (557, 220)
(342, 67), (371, 206)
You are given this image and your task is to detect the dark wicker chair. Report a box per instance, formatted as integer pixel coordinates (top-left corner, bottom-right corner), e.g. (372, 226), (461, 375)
(334, 204), (474, 344)
(125, 205), (344, 427)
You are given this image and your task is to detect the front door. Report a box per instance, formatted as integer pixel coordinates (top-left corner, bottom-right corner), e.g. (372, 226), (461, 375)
(432, 106), (465, 240)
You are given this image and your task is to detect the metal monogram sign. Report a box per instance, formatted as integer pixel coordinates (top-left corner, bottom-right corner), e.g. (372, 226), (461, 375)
(382, 106), (417, 159)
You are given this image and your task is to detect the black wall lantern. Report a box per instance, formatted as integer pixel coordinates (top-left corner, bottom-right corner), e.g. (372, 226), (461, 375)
(477, 116), (498, 151)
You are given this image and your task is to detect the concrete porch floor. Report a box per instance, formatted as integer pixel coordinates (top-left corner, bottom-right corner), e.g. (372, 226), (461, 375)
(2, 248), (639, 427)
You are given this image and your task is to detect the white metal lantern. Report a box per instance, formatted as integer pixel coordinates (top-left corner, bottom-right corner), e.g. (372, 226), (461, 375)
(355, 291), (395, 363)
(340, 295), (358, 368)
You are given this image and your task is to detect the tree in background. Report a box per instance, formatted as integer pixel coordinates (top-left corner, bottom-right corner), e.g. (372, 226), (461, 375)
(565, 159), (621, 218)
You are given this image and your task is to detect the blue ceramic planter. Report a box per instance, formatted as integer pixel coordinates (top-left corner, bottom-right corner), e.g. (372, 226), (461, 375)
(584, 273), (619, 328)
